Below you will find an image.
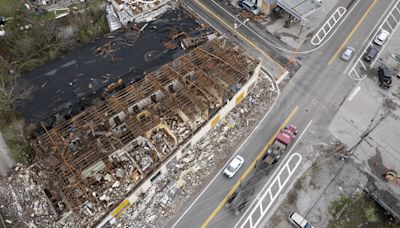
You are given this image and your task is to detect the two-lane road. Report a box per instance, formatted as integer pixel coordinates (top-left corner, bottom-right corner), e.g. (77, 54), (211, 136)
(171, 0), (394, 227)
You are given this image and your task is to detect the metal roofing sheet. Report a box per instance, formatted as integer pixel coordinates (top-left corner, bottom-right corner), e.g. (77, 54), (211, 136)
(277, 0), (321, 20)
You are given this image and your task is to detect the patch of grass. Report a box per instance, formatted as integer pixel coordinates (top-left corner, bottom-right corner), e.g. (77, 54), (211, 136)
(0, 0), (107, 165)
(0, 0), (21, 17)
(68, 9), (108, 44)
(364, 207), (378, 223)
(36, 11), (56, 21)
(329, 194), (400, 228)
(69, 0), (104, 11)
(329, 196), (352, 218)
(0, 66), (29, 164)
(1, 118), (29, 163)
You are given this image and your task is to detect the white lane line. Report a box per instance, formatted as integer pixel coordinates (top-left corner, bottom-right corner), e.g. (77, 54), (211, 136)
(371, 5), (400, 69)
(171, 73), (280, 228)
(261, 68), (277, 91)
(209, 0), (358, 54)
(240, 153), (302, 228)
(396, 6), (400, 14)
(235, 120), (313, 228)
(345, 0), (397, 79)
(359, 59), (366, 69)
(311, 7), (347, 46)
(386, 21), (394, 30)
(390, 14), (399, 23)
(351, 69), (361, 80)
(276, 71), (289, 84)
(347, 86), (361, 101)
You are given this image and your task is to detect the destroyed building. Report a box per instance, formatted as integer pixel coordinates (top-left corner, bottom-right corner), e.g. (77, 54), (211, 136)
(30, 38), (259, 226)
(107, 0), (175, 31)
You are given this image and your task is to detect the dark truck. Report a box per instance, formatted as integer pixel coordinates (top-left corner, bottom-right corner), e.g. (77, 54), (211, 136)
(226, 125), (297, 215)
(378, 65), (392, 89)
(263, 125), (297, 165)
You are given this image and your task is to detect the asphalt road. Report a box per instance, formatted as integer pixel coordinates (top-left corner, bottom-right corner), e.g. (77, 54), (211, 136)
(171, 0), (394, 227)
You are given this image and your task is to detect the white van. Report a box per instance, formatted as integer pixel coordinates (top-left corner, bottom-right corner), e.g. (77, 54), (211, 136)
(288, 212), (314, 228)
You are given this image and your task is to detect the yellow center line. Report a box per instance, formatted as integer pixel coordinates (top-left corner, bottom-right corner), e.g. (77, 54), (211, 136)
(201, 106), (299, 228)
(193, 0), (285, 72)
(328, 0), (378, 65)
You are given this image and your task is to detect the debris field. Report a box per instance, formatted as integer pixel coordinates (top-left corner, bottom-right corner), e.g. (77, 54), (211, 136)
(14, 7), (211, 126)
(118, 73), (278, 227)
(18, 38), (258, 227)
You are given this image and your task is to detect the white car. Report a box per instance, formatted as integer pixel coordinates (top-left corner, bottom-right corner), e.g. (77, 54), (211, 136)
(289, 212), (314, 228)
(340, 47), (355, 61)
(374, 29), (390, 46)
(223, 155), (244, 178)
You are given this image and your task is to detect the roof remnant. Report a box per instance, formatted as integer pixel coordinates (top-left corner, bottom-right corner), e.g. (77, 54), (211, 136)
(30, 38), (258, 227)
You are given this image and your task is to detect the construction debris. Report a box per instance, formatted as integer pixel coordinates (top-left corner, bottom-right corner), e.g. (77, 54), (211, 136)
(106, 0), (176, 31)
(118, 68), (278, 227)
(0, 164), (58, 227)
(19, 38), (258, 227)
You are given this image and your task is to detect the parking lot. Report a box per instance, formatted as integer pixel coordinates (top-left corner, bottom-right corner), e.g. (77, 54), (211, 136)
(330, 5), (400, 217)
(347, 0), (400, 80)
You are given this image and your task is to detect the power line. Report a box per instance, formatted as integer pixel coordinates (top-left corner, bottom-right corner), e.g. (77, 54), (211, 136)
(288, 76), (400, 163)
(174, 64), (400, 225)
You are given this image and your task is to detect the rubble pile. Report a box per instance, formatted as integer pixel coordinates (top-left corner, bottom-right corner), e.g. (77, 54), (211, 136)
(150, 128), (176, 157)
(0, 165), (58, 227)
(107, 0), (176, 31)
(165, 116), (191, 144)
(118, 75), (278, 226)
(0, 74), (275, 228)
(22, 38), (255, 227)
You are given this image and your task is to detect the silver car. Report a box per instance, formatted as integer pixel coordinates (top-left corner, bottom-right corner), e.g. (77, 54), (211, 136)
(341, 47), (355, 61)
(223, 155), (244, 178)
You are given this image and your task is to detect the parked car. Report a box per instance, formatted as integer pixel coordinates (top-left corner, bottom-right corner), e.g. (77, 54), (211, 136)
(223, 155), (244, 178)
(378, 65), (392, 89)
(374, 29), (390, 46)
(238, 0), (260, 15)
(363, 47), (379, 62)
(341, 47), (355, 61)
(288, 212), (314, 228)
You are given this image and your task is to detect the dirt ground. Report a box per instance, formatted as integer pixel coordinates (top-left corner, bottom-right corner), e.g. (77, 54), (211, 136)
(266, 138), (400, 228)
(329, 194), (399, 228)
(267, 139), (365, 228)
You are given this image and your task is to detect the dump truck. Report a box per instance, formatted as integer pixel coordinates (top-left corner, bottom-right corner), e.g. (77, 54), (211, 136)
(226, 124), (297, 215)
(262, 124), (297, 165)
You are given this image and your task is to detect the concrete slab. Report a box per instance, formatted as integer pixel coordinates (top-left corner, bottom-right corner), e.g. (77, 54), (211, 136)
(329, 18), (400, 218)
(263, 0), (340, 48)
(328, 84), (381, 147)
